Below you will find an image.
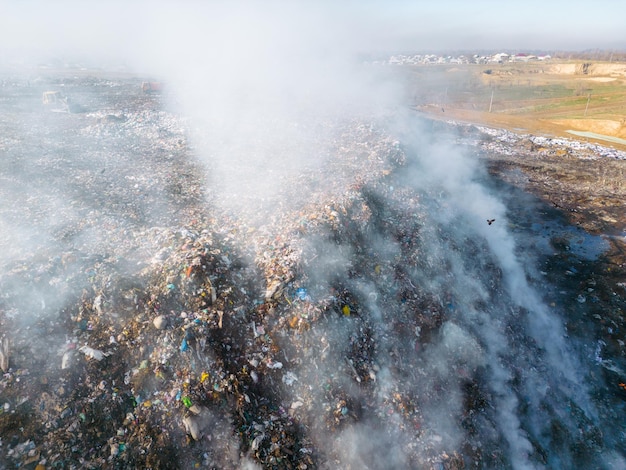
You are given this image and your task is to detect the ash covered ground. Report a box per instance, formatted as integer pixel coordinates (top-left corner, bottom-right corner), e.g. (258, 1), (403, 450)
(1, 73), (626, 470)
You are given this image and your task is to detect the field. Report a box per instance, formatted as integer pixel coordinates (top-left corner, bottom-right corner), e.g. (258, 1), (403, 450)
(409, 60), (626, 312)
(410, 61), (626, 148)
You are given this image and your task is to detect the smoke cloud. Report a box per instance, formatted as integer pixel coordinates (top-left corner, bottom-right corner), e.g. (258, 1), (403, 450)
(124, 2), (404, 221)
(0, 3), (622, 469)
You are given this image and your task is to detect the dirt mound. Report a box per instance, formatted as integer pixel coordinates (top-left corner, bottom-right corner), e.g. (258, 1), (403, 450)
(549, 63), (626, 77)
(588, 63), (626, 77)
(550, 118), (626, 138)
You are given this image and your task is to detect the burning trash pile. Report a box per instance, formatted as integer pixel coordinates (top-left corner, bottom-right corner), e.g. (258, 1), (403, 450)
(1, 75), (625, 469)
(0, 177), (475, 469)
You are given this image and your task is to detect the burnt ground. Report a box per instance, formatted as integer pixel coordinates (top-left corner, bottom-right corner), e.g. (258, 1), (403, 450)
(471, 123), (626, 363)
(0, 72), (625, 469)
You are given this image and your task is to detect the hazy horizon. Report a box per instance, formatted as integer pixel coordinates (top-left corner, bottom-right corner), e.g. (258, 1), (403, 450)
(1, 1), (624, 69)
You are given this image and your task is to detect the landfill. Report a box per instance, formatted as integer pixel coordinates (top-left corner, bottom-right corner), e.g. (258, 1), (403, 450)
(1, 73), (625, 469)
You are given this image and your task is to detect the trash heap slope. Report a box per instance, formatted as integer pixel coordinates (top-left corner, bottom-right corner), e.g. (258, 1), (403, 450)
(1, 74), (625, 469)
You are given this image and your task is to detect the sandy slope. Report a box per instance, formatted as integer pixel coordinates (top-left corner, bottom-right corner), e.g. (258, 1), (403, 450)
(418, 104), (626, 150)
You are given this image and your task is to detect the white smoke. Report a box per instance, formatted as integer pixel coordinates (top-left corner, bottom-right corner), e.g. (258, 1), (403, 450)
(0, 3), (620, 469)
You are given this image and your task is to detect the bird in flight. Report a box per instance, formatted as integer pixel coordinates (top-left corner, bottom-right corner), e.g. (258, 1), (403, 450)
(487, 219), (496, 225)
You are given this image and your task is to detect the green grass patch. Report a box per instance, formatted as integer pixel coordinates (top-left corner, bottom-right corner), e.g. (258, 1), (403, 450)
(406, 64), (626, 122)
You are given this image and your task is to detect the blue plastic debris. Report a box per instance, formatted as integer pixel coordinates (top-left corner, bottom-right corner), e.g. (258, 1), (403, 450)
(296, 288), (309, 301)
(180, 338), (189, 352)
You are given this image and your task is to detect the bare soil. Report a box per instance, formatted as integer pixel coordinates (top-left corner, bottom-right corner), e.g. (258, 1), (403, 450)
(413, 60), (626, 149)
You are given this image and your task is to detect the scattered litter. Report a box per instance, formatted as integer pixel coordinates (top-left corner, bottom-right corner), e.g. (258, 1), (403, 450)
(79, 346), (109, 361)
(153, 315), (167, 330)
(282, 371), (298, 386)
(182, 405), (212, 441)
(0, 338), (9, 372)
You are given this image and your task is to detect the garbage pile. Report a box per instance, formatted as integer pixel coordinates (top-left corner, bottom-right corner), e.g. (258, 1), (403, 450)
(0, 75), (427, 469)
(452, 121), (626, 161)
(0, 185), (476, 468)
(1, 75), (625, 469)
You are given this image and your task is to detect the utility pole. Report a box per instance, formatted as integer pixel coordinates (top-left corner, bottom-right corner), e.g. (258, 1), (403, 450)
(584, 93), (591, 117)
(488, 89), (494, 113)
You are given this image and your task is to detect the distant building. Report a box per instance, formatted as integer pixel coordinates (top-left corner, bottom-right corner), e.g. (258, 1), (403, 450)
(490, 52), (510, 63)
(381, 51), (548, 67)
(511, 53), (537, 62)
